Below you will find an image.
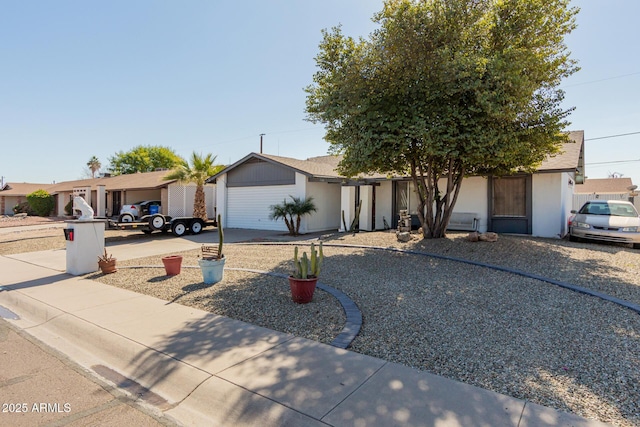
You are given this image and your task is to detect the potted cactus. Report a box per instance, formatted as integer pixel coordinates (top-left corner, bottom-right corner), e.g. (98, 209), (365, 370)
(288, 242), (323, 304)
(198, 214), (225, 284)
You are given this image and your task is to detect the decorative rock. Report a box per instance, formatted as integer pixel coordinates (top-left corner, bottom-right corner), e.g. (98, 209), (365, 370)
(467, 231), (479, 242)
(479, 232), (498, 242)
(397, 231), (412, 242)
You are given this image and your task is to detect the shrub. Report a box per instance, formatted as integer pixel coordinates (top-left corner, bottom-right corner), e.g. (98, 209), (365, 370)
(64, 200), (73, 216)
(26, 189), (54, 217)
(13, 201), (35, 215)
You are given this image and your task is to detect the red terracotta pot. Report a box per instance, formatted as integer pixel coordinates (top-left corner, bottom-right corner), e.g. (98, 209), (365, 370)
(288, 276), (318, 304)
(162, 255), (183, 276)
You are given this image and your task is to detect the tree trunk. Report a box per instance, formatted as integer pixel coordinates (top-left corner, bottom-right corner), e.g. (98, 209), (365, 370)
(411, 158), (464, 239)
(193, 184), (208, 221)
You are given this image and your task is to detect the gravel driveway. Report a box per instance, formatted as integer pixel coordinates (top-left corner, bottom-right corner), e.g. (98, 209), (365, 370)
(2, 224), (639, 426)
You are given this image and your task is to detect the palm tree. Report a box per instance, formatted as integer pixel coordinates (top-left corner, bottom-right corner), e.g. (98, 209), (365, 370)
(269, 195), (317, 235)
(87, 156), (101, 178)
(163, 152), (224, 221)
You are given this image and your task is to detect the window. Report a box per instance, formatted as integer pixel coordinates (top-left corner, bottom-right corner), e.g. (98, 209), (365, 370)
(493, 177), (526, 217)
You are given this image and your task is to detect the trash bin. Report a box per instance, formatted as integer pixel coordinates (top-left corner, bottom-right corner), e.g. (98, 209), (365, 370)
(149, 205), (160, 215)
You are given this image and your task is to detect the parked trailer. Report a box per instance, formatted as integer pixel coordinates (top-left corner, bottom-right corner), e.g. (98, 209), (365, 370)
(107, 214), (217, 237)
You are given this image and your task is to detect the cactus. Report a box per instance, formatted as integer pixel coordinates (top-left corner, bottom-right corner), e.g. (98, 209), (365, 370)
(217, 213), (224, 259)
(293, 242), (323, 279)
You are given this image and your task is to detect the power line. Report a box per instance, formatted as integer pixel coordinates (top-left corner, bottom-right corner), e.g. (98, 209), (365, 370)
(585, 131), (640, 141)
(563, 71), (640, 88)
(586, 159), (640, 166)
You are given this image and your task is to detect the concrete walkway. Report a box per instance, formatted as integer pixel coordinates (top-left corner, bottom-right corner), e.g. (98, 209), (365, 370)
(0, 230), (611, 426)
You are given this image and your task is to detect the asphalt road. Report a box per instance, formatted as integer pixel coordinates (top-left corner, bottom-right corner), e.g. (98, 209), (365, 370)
(0, 318), (178, 427)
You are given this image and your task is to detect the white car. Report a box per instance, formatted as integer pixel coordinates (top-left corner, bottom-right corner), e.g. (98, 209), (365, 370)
(569, 200), (640, 249)
(119, 200), (161, 222)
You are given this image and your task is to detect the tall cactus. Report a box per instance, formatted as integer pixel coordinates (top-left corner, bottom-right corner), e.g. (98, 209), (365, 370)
(293, 242), (324, 279)
(217, 214), (224, 259)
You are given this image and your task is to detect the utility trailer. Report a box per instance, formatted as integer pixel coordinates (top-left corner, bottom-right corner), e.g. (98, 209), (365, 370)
(107, 214), (217, 237)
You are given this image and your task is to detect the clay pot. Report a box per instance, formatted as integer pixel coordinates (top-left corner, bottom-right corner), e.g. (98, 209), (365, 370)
(288, 276), (319, 304)
(162, 255), (183, 276)
(98, 259), (117, 274)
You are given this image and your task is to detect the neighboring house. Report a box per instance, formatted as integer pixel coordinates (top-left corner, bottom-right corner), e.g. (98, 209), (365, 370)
(209, 131), (585, 239)
(573, 177), (636, 210)
(1, 171), (216, 219)
(0, 182), (55, 215)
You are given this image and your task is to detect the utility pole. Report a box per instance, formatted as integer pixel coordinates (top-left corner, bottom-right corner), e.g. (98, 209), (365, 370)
(259, 133), (265, 154)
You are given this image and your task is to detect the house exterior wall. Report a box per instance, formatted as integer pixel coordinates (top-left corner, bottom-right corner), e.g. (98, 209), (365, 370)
(305, 181), (341, 233)
(532, 172), (566, 238)
(375, 181), (393, 230)
(2, 196), (21, 215)
(382, 177), (488, 232)
(340, 186), (356, 232)
(122, 190), (161, 205)
(446, 176), (489, 233)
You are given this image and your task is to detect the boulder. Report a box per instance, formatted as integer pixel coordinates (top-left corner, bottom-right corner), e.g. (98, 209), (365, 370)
(479, 232), (498, 242)
(397, 231), (412, 242)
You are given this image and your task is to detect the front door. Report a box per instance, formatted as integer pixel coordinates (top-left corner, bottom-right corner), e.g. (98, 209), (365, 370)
(112, 191), (122, 218)
(489, 175), (532, 234)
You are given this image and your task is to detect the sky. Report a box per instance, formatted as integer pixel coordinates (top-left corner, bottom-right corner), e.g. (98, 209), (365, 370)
(1, 0), (639, 188)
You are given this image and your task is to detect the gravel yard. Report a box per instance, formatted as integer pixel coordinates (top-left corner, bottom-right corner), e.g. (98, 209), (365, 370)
(2, 223), (639, 426)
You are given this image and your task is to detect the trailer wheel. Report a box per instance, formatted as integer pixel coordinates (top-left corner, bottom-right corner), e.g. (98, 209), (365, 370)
(119, 213), (134, 223)
(149, 214), (166, 231)
(172, 221), (187, 237)
(190, 219), (204, 234)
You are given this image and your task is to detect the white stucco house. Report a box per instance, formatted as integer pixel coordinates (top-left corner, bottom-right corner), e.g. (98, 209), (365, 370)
(208, 131), (585, 238)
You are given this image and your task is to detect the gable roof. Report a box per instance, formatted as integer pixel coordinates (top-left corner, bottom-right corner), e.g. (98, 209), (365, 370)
(207, 152), (344, 183)
(1, 171), (179, 196)
(575, 177), (634, 194)
(0, 182), (55, 196)
(537, 130), (584, 173)
(47, 170), (178, 193)
(209, 131), (585, 185)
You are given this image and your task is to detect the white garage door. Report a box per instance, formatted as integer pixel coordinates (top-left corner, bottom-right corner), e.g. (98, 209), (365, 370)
(227, 185), (298, 230)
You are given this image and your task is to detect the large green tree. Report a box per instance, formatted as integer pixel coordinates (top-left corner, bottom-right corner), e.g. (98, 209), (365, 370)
(108, 145), (184, 175)
(163, 152), (224, 221)
(306, 0), (579, 238)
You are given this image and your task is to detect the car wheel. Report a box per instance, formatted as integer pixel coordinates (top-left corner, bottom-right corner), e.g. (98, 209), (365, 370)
(172, 221), (187, 237)
(119, 213), (134, 223)
(190, 219), (204, 234)
(634, 243), (640, 250)
(149, 214), (166, 231)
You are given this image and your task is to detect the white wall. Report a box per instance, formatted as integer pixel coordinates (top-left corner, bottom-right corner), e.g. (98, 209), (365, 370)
(340, 186), (356, 232)
(445, 176), (489, 233)
(532, 173), (563, 238)
(305, 181), (341, 233)
(375, 181), (393, 230)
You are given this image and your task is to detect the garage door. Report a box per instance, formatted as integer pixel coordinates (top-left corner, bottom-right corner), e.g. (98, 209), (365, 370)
(227, 185), (297, 230)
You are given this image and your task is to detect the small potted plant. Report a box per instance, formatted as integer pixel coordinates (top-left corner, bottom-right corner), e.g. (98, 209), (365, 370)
(198, 214), (225, 284)
(98, 248), (117, 274)
(289, 242), (323, 304)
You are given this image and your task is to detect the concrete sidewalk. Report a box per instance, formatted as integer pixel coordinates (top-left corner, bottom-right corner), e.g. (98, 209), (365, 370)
(0, 235), (610, 426)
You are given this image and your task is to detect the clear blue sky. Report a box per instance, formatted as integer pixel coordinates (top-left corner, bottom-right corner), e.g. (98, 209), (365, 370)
(1, 1), (639, 187)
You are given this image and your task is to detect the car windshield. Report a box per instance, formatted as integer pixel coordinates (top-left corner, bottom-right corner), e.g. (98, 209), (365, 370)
(579, 202), (638, 217)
